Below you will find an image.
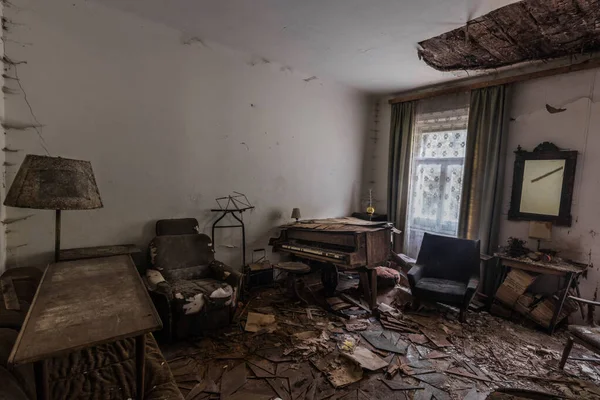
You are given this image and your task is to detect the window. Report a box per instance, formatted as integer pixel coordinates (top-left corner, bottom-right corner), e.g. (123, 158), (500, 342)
(404, 99), (469, 258)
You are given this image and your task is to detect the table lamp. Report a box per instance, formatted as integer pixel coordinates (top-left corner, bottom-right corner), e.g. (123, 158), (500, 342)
(4, 155), (103, 262)
(529, 221), (552, 251)
(291, 208), (301, 222)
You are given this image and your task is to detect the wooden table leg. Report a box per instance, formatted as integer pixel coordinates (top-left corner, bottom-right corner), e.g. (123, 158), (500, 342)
(574, 277), (586, 320)
(559, 337), (574, 369)
(369, 268), (377, 310)
(549, 272), (574, 334)
(358, 270), (372, 308)
(34, 360), (48, 400)
(135, 335), (146, 400)
(320, 263), (339, 297)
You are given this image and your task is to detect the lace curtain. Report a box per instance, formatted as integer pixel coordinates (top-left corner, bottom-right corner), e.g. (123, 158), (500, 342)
(404, 92), (470, 258)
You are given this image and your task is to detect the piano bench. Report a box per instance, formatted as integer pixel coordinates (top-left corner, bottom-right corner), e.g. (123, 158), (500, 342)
(274, 262), (312, 304)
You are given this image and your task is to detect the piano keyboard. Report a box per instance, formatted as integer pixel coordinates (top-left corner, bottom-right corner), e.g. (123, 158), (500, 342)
(280, 244), (346, 261)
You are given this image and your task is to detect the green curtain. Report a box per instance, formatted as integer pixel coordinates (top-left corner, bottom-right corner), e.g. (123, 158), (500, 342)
(459, 85), (510, 295)
(387, 101), (415, 252)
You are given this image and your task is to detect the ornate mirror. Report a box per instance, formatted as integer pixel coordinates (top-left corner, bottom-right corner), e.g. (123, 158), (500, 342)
(508, 142), (577, 226)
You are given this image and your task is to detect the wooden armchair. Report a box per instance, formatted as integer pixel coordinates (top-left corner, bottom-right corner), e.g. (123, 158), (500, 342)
(559, 296), (600, 369)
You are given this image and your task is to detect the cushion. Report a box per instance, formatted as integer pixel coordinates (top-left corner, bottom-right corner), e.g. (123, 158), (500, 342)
(569, 325), (600, 350)
(171, 279), (233, 315)
(414, 277), (467, 305)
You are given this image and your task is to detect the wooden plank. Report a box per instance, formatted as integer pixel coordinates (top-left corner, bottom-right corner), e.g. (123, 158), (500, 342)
(266, 378), (290, 400)
(59, 244), (141, 261)
(1, 277), (20, 310)
(568, 296), (600, 307)
(340, 293), (371, 313)
(8, 255), (162, 366)
(326, 297), (345, 306)
(425, 351), (450, 359)
(407, 334), (429, 345)
(380, 379), (423, 391)
(381, 322), (419, 334)
(221, 362), (247, 398)
(421, 330), (452, 348)
(389, 55), (600, 104)
(445, 368), (491, 382)
(500, 257), (584, 275)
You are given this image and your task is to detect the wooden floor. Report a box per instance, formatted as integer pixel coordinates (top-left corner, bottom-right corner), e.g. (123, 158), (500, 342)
(160, 282), (600, 400)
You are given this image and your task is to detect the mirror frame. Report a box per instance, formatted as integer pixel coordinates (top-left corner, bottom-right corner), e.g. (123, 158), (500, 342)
(508, 142), (578, 226)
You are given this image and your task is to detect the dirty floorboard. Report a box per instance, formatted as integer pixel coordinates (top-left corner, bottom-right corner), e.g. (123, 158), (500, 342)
(161, 281), (600, 400)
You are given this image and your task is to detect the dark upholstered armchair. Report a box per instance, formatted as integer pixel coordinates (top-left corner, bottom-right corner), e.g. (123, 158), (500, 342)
(146, 219), (242, 342)
(407, 233), (480, 322)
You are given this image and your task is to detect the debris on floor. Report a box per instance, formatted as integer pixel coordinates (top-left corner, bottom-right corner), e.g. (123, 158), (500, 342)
(245, 312), (278, 333)
(162, 271), (600, 400)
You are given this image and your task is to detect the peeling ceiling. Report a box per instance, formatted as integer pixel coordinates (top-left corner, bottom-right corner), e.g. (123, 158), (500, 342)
(419, 0), (600, 71)
(92, 0), (520, 93)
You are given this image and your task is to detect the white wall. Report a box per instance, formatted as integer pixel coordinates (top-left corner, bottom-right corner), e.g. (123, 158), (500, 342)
(498, 69), (600, 300)
(361, 97), (392, 215)
(2, 0), (369, 269)
(364, 69), (600, 301)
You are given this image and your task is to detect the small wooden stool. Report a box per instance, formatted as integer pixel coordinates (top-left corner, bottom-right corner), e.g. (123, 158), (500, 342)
(274, 262), (311, 304)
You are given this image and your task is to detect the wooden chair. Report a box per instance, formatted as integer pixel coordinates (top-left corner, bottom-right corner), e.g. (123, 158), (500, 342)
(559, 296), (600, 369)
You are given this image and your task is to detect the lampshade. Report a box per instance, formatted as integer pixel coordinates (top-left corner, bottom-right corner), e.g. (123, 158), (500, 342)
(528, 221), (552, 241)
(4, 155), (103, 210)
(291, 208), (301, 220)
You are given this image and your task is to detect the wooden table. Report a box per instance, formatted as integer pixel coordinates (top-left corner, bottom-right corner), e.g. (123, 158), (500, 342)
(8, 255), (162, 400)
(58, 244), (143, 269)
(494, 254), (587, 334)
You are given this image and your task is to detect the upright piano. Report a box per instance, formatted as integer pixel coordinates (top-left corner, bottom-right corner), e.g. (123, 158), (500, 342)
(269, 217), (393, 306)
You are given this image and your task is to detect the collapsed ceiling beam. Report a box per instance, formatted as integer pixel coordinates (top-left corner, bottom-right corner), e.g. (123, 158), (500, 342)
(389, 55), (600, 104)
(418, 0), (600, 72)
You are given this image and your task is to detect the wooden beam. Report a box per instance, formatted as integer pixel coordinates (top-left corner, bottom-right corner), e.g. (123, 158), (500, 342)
(389, 56), (600, 104)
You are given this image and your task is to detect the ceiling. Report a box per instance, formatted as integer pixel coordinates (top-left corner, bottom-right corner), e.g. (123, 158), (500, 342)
(419, 0), (600, 71)
(93, 0), (520, 93)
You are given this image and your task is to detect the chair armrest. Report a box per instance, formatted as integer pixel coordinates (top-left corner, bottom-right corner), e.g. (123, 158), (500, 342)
(462, 276), (480, 311)
(466, 276), (479, 295)
(144, 269), (172, 297)
(146, 269), (166, 289)
(210, 261), (243, 288)
(407, 264), (425, 288)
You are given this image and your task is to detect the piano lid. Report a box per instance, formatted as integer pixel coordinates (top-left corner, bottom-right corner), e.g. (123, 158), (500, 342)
(280, 217), (393, 232)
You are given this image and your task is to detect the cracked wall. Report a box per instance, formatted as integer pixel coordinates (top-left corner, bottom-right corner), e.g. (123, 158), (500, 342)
(2, 0), (370, 269)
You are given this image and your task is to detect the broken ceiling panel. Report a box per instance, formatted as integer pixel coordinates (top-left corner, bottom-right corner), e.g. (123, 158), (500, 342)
(418, 0), (600, 71)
